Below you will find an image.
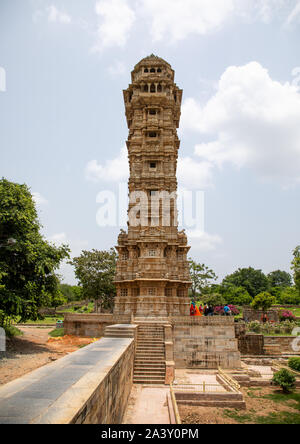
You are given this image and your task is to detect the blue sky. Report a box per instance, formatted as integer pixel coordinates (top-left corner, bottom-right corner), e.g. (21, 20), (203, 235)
(0, 0), (300, 284)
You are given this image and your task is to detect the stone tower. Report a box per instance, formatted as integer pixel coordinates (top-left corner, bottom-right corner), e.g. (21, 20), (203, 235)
(114, 55), (191, 318)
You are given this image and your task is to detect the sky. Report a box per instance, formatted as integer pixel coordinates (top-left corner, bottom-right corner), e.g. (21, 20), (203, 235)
(0, 0), (300, 284)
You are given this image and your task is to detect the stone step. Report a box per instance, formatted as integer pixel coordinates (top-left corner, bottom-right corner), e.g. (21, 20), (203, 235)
(134, 365), (166, 370)
(134, 368), (166, 377)
(135, 359), (165, 364)
(136, 346), (165, 351)
(175, 400), (246, 409)
(135, 353), (165, 357)
(175, 392), (244, 402)
(104, 333), (133, 338)
(133, 377), (166, 384)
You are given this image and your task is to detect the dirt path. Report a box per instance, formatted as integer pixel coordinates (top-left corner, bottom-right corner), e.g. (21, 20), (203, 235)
(0, 327), (97, 386)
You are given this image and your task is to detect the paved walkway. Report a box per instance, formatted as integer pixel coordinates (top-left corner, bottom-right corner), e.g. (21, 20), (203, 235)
(123, 385), (170, 424)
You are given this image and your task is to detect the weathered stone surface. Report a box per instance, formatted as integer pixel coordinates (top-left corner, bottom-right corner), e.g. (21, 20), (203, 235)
(114, 55), (191, 317)
(0, 337), (134, 424)
(172, 317), (241, 369)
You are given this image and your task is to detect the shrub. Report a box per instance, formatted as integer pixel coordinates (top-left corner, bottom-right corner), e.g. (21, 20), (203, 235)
(214, 305), (240, 316)
(251, 292), (277, 311)
(272, 369), (296, 393)
(248, 320), (261, 333)
(288, 357), (300, 372)
(280, 310), (296, 322)
(4, 325), (23, 338)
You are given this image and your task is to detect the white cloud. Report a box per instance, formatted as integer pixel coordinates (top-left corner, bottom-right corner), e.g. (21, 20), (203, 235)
(178, 157), (214, 189)
(47, 5), (71, 24)
(85, 146), (129, 183)
(33, 5), (72, 24)
(32, 192), (48, 206)
(49, 232), (68, 245)
(92, 0), (136, 51)
(285, 1), (300, 24)
(140, 0), (235, 42)
(187, 230), (223, 251)
(181, 61), (300, 187)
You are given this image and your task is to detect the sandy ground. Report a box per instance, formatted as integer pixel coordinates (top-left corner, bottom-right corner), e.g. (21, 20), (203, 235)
(0, 326), (98, 386)
(180, 386), (300, 424)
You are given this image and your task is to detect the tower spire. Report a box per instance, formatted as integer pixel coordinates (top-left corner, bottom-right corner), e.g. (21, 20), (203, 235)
(114, 57), (191, 318)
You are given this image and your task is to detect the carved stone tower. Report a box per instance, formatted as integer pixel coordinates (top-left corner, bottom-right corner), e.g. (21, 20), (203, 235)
(114, 55), (191, 318)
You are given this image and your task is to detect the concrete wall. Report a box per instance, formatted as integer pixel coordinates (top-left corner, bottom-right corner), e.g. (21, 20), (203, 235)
(64, 313), (131, 337)
(0, 336), (134, 424)
(171, 317), (241, 369)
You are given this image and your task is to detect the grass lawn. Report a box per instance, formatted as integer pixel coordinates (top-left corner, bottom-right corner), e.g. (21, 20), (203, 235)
(14, 315), (64, 325)
(224, 390), (300, 424)
(49, 328), (64, 338)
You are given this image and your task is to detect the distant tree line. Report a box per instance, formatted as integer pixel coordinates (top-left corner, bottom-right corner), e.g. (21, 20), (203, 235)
(189, 251), (300, 308)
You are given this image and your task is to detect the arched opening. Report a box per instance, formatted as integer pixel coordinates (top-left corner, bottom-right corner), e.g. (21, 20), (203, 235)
(150, 68), (155, 73)
(144, 84), (149, 92)
(157, 68), (162, 73)
(150, 83), (156, 93)
(144, 68), (148, 73)
(157, 84), (162, 92)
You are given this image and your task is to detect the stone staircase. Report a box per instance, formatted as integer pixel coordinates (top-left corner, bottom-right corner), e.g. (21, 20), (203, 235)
(133, 324), (166, 385)
(104, 324), (136, 338)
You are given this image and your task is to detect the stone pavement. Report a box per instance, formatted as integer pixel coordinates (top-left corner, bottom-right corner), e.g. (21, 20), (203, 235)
(123, 385), (170, 424)
(0, 337), (132, 424)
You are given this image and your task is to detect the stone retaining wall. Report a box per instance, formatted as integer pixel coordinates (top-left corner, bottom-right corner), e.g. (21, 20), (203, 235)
(171, 317), (241, 369)
(63, 313), (131, 337)
(0, 336), (135, 424)
(264, 336), (299, 353)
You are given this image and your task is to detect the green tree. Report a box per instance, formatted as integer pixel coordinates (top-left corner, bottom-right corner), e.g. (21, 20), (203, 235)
(59, 283), (83, 302)
(291, 246), (300, 298)
(251, 291), (277, 311)
(267, 270), (292, 288)
(204, 293), (225, 307)
(222, 267), (269, 298)
(0, 179), (70, 325)
(278, 287), (300, 305)
(69, 249), (117, 312)
(49, 291), (67, 309)
(188, 259), (217, 300)
(222, 285), (252, 306)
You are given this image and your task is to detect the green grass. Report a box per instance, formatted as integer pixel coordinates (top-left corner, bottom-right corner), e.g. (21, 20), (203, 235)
(48, 328), (64, 338)
(224, 409), (300, 424)
(225, 391), (300, 424)
(14, 315), (64, 325)
(4, 325), (23, 338)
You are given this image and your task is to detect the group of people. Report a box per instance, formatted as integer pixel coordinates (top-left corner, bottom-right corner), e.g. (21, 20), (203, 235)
(190, 302), (213, 317)
(190, 302), (232, 317)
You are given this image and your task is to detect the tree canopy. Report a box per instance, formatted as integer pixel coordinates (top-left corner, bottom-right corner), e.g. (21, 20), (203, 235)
(0, 178), (70, 325)
(267, 270), (292, 288)
(251, 291), (277, 311)
(69, 248), (117, 311)
(291, 246), (300, 297)
(222, 267), (269, 298)
(188, 259), (217, 300)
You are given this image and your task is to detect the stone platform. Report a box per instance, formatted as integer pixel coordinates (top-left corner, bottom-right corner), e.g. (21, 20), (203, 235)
(0, 335), (134, 424)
